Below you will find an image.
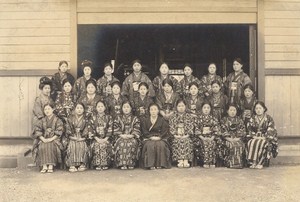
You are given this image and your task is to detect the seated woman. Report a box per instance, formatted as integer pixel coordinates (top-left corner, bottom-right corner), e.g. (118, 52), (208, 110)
(140, 103), (171, 170)
(184, 81), (205, 115)
(113, 101), (141, 170)
(169, 99), (195, 168)
(31, 103), (64, 173)
(239, 84), (257, 128)
(220, 104), (246, 169)
(246, 101), (278, 169)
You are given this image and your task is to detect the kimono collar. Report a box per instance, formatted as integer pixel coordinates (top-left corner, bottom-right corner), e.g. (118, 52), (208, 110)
(133, 71), (141, 77)
(87, 93), (96, 100)
(84, 75), (91, 81)
(160, 74), (168, 80)
(46, 114), (54, 121)
(104, 74), (113, 81)
(164, 90), (173, 100)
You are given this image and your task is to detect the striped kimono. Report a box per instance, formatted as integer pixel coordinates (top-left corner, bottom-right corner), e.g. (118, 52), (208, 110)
(105, 94), (128, 119)
(54, 91), (76, 121)
(73, 77), (97, 101)
(78, 94), (103, 118)
(201, 73), (224, 97)
(96, 75), (119, 97)
(179, 75), (205, 97)
(32, 94), (54, 130)
(207, 92), (228, 122)
(184, 95), (205, 115)
(130, 95), (154, 118)
(152, 74), (181, 94)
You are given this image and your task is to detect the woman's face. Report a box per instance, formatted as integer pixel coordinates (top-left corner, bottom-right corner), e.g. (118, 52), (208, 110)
(86, 83), (96, 95)
(104, 65), (113, 76)
(233, 61), (243, 72)
(177, 102), (186, 113)
(75, 104), (84, 115)
(44, 105), (54, 116)
(42, 85), (51, 96)
(202, 104), (211, 115)
(112, 85), (121, 95)
(160, 64), (169, 75)
(139, 85), (148, 96)
(132, 62), (142, 72)
(211, 83), (221, 94)
(184, 66), (193, 77)
(255, 104), (265, 116)
(83, 66), (92, 76)
(63, 82), (72, 93)
(189, 85), (198, 96)
(122, 103), (132, 115)
(59, 63), (68, 73)
(208, 64), (216, 74)
(149, 105), (159, 116)
(163, 83), (173, 93)
(96, 102), (106, 113)
(244, 88), (254, 98)
(227, 106), (237, 118)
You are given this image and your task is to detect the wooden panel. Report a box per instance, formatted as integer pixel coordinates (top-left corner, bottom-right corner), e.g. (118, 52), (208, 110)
(0, 3), (70, 12)
(0, 37), (70, 45)
(0, 19), (70, 28)
(265, 68), (300, 76)
(265, 27), (300, 36)
(0, 0), (70, 2)
(290, 76), (300, 136)
(0, 62), (63, 70)
(265, 52), (300, 61)
(0, 28), (70, 37)
(265, 19), (300, 28)
(0, 45), (70, 54)
(265, 61), (300, 69)
(265, 11), (300, 19)
(0, 53), (70, 62)
(78, 12), (257, 24)
(0, 11), (70, 20)
(265, 44), (300, 53)
(265, 2), (300, 11)
(265, 36), (300, 44)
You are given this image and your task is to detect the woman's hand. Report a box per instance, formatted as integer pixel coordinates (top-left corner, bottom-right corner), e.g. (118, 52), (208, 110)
(150, 136), (161, 141)
(126, 134), (134, 139)
(120, 134), (127, 139)
(174, 135), (182, 139)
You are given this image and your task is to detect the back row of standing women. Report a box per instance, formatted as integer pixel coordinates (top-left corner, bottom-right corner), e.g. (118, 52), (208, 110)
(32, 58), (278, 173)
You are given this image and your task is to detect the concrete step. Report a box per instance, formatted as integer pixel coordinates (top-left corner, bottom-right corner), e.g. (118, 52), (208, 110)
(270, 156), (300, 165)
(0, 156), (17, 168)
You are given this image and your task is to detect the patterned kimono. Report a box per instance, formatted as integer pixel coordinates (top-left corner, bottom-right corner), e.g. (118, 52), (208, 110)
(208, 92), (228, 121)
(156, 91), (180, 116)
(54, 91), (76, 121)
(96, 75), (119, 97)
(220, 116), (246, 168)
(152, 74), (181, 94)
(179, 75), (205, 97)
(140, 116), (171, 169)
(122, 72), (155, 101)
(194, 114), (220, 165)
(113, 114), (141, 167)
(201, 73), (224, 97)
(184, 95), (205, 115)
(105, 94), (128, 119)
(73, 77), (97, 101)
(51, 72), (75, 100)
(65, 114), (89, 167)
(131, 95), (153, 118)
(32, 115), (63, 166)
(78, 94), (103, 118)
(32, 94), (54, 130)
(89, 113), (113, 167)
(239, 96), (257, 127)
(246, 114), (278, 166)
(169, 112), (195, 162)
(225, 71), (252, 105)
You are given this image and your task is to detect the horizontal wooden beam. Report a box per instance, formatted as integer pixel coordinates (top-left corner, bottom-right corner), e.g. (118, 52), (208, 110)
(0, 69), (56, 76)
(265, 68), (300, 76)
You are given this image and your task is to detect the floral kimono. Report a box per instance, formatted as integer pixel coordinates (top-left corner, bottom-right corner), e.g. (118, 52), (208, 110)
(89, 113), (113, 167)
(152, 75), (181, 94)
(169, 112), (195, 162)
(51, 72), (75, 100)
(78, 94), (103, 118)
(180, 75), (205, 97)
(32, 115), (64, 167)
(105, 94), (128, 119)
(201, 73), (223, 97)
(96, 75), (119, 97)
(131, 95), (154, 118)
(65, 114), (89, 167)
(156, 91), (180, 115)
(113, 114), (141, 167)
(239, 96), (257, 127)
(246, 114), (278, 166)
(73, 77), (97, 101)
(54, 91), (76, 121)
(208, 92), (228, 121)
(220, 116), (246, 168)
(184, 95), (205, 115)
(32, 94), (54, 130)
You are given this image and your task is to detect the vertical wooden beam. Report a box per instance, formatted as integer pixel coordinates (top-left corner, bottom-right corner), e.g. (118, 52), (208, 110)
(70, 0), (78, 78)
(257, 0), (265, 101)
(249, 25), (257, 91)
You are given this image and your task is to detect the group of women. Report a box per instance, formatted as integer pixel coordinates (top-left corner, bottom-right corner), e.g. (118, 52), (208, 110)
(31, 58), (278, 173)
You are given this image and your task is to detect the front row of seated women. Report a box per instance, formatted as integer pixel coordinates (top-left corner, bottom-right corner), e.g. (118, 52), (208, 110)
(32, 96), (278, 173)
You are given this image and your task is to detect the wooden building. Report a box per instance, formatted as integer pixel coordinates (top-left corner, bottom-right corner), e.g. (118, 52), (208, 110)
(0, 0), (299, 167)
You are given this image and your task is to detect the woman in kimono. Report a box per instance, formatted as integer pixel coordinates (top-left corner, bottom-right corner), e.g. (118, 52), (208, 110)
(239, 84), (257, 127)
(184, 82), (205, 115)
(194, 102), (220, 168)
(130, 82), (154, 118)
(201, 63), (223, 98)
(113, 101), (141, 170)
(65, 102), (89, 172)
(140, 103), (171, 169)
(96, 62), (119, 97)
(105, 81), (128, 119)
(207, 80), (228, 122)
(220, 104), (246, 168)
(78, 79), (103, 118)
(122, 59), (155, 101)
(224, 58), (252, 105)
(152, 62), (181, 94)
(31, 103), (64, 173)
(246, 101), (278, 169)
(89, 100), (114, 170)
(180, 63), (204, 97)
(169, 99), (195, 168)
(51, 60), (75, 101)
(156, 78), (180, 121)
(73, 60), (97, 101)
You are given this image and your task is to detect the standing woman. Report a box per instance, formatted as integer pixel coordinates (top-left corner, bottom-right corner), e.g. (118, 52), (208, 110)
(113, 101), (141, 170)
(184, 82), (205, 115)
(246, 101), (278, 169)
(239, 84), (257, 127)
(201, 63), (223, 98)
(169, 99), (195, 168)
(225, 58), (252, 105)
(131, 82), (154, 118)
(180, 63), (204, 97)
(97, 62), (119, 97)
(140, 103), (171, 169)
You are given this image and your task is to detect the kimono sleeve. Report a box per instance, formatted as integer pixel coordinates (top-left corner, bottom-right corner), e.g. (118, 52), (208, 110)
(212, 117), (221, 136)
(32, 119), (44, 139)
(160, 118), (170, 140)
(51, 73), (59, 92)
(266, 115), (278, 141)
(220, 118), (230, 137)
(140, 117), (151, 139)
(246, 117), (256, 137)
(155, 94), (164, 110)
(121, 77), (130, 98)
(73, 79), (81, 101)
(243, 75), (252, 86)
(113, 116), (123, 136)
(131, 116), (141, 138)
(106, 115), (113, 138)
(33, 97), (44, 119)
(152, 77), (160, 94)
(82, 119), (90, 138)
(168, 115), (177, 136)
(145, 76), (155, 97)
(65, 117), (74, 138)
(54, 92), (64, 116)
(54, 117), (64, 137)
(237, 119), (246, 138)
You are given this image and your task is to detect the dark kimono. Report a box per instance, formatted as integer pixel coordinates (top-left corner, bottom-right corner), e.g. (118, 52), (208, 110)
(220, 116), (246, 168)
(208, 92), (228, 121)
(65, 114), (89, 167)
(32, 115), (63, 166)
(201, 73), (224, 97)
(73, 77), (97, 101)
(184, 95), (205, 115)
(78, 94), (103, 118)
(122, 72), (155, 101)
(169, 112), (195, 162)
(152, 74), (181, 94)
(113, 114), (141, 167)
(54, 91), (76, 121)
(179, 75), (205, 97)
(225, 71), (252, 105)
(32, 94), (54, 130)
(239, 96), (257, 127)
(51, 71), (75, 100)
(89, 113), (114, 167)
(246, 114), (278, 166)
(105, 94), (128, 119)
(131, 95), (154, 118)
(96, 75), (119, 97)
(140, 116), (171, 169)
(156, 91), (180, 119)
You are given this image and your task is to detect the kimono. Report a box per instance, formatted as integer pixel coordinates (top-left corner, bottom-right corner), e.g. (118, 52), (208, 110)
(140, 116), (171, 169)
(207, 92), (228, 121)
(130, 95), (154, 118)
(78, 94), (103, 118)
(96, 75), (119, 97)
(32, 94), (54, 130)
(201, 73), (224, 97)
(113, 114), (141, 167)
(239, 96), (257, 127)
(220, 116), (246, 168)
(156, 91), (180, 117)
(246, 114), (278, 166)
(122, 72), (155, 101)
(105, 94), (128, 119)
(152, 75), (181, 94)
(31, 115), (63, 166)
(179, 75), (205, 97)
(89, 113), (113, 167)
(54, 91), (76, 121)
(51, 72), (75, 100)
(73, 77), (97, 101)
(169, 112), (195, 162)
(225, 71), (252, 105)
(184, 95), (205, 115)
(194, 114), (220, 166)
(65, 114), (89, 167)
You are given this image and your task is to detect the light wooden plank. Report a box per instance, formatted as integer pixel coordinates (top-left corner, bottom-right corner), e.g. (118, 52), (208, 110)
(0, 61), (65, 70)
(0, 53), (70, 62)
(0, 28), (70, 37)
(265, 19), (300, 28)
(28, 77), (41, 136)
(265, 27), (300, 36)
(0, 37), (70, 45)
(0, 0), (70, 3)
(265, 52), (300, 61)
(290, 76), (300, 136)
(0, 11), (70, 20)
(0, 45), (70, 54)
(19, 77), (29, 137)
(0, 19), (70, 28)
(265, 36), (300, 44)
(265, 44), (300, 53)
(0, 3), (70, 12)
(265, 2), (300, 11)
(265, 61), (300, 69)
(265, 11), (300, 19)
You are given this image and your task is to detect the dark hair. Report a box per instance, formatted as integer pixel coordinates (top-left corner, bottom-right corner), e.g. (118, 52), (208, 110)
(138, 82), (149, 90)
(253, 101), (268, 115)
(81, 60), (93, 71)
(132, 59), (142, 66)
(189, 81), (199, 89)
(39, 76), (52, 90)
(201, 101), (212, 111)
(122, 100), (133, 112)
(243, 84), (255, 93)
(95, 100), (108, 113)
(148, 103), (160, 112)
(85, 79), (97, 89)
(75, 102), (85, 111)
(160, 62), (169, 68)
(110, 80), (121, 88)
(208, 62), (216, 67)
(175, 99), (187, 107)
(104, 62), (113, 69)
(58, 60), (68, 70)
(233, 58), (243, 66)
(43, 103), (55, 110)
(211, 80), (222, 87)
(226, 104), (240, 116)
(62, 78), (72, 87)
(183, 63), (193, 70)
(162, 78), (174, 89)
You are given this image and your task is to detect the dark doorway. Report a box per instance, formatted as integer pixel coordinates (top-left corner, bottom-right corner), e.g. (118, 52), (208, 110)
(78, 24), (251, 82)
